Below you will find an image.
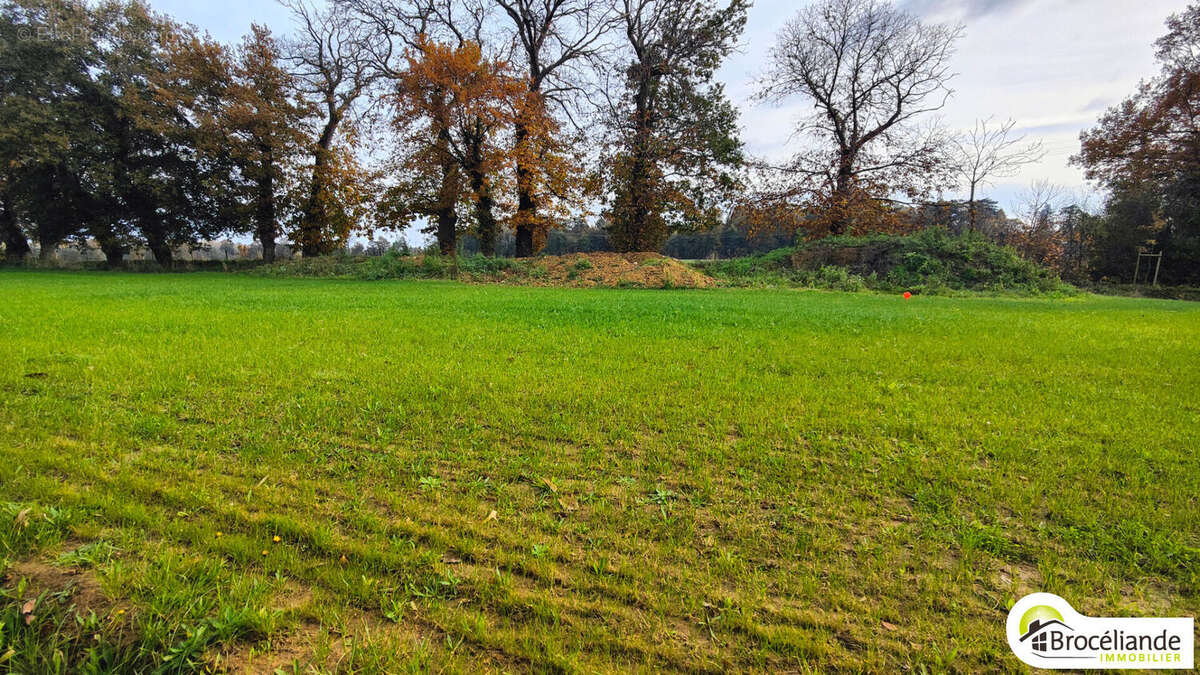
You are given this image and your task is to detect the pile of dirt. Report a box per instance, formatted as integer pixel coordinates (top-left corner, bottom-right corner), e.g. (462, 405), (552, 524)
(256, 250), (716, 289)
(516, 252), (716, 289)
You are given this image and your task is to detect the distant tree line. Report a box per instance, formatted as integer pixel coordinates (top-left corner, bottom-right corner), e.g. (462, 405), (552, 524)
(2, 0), (1199, 285)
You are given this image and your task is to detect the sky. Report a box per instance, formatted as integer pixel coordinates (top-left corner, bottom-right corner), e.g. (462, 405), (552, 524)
(146, 0), (1190, 223)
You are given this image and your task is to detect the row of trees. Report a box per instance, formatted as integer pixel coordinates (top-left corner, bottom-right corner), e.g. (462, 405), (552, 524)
(3, 0), (1197, 284)
(0, 0), (1032, 267)
(0, 0), (750, 266)
(0, 0), (377, 266)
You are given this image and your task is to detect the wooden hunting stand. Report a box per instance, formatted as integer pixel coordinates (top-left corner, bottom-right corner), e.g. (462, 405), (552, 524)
(1134, 250), (1163, 286)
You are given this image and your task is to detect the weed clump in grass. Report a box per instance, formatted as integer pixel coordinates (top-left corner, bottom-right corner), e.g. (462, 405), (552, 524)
(0, 503), (80, 559)
(1, 537), (287, 674)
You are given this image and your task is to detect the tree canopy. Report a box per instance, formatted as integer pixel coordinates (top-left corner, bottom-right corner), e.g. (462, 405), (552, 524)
(1075, 3), (1200, 284)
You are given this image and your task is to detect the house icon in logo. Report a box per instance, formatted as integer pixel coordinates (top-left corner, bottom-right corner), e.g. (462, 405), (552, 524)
(1018, 606), (1074, 653)
(1020, 618), (1074, 652)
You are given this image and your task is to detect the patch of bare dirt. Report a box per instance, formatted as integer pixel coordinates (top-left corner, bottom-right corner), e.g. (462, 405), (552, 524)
(515, 252), (715, 289)
(3, 559), (109, 618)
(210, 619), (338, 674)
(210, 593), (465, 674)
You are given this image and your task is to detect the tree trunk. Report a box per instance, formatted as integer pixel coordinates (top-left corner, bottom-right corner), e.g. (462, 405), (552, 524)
(433, 115), (458, 256)
(513, 121), (536, 257)
(100, 241), (124, 267)
(0, 193), (30, 263)
(146, 232), (173, 268)
(299, 114), (340, 258)
(88, 221), (126, 268)
(613, 69), (658, 253)
(829, 158), (854, 236)
(474, 183), (496, 257)
(435, 207), (457, 256)
(256, 152), (277, 265)
(966, 183), (978, 233)
(436, 150), (457, 256)
(260, 229), (276, 264)
(299, 151), (328, 257)
(466, 129), (496, 257)
(470, 169), (497, 257)
(514, 206), (534, 257)
(627, 151), (652, 251)
(38, 235), (56, 263)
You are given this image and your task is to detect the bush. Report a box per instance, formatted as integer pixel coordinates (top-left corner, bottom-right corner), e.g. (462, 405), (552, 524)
(816, 265), (867, 292)
(697, 228), (1073, 295)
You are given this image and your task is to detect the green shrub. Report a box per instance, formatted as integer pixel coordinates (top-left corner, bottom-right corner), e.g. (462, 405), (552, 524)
(816, 265), (867, 292)
(697, 228), (1072, 295)
(457, 255), (524, 278)
(359, 252), (425, 280)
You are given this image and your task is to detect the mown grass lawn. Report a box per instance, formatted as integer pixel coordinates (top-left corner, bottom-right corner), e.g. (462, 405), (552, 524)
(1, 270), (1198, 672)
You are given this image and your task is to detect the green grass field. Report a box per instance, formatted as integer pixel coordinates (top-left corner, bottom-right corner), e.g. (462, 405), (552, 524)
(1, 270), (1198, 672)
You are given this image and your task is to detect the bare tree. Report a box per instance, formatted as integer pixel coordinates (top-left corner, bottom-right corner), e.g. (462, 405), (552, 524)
(283, 0), (380, 256)
(492, 0), (616, 256)
(952, 117), (1043, 232)
(759, 0), (963, 235)
(1017, 178), (1064, 228)
(336, 0), (485, 75)
(1009, 178), (1067, 265)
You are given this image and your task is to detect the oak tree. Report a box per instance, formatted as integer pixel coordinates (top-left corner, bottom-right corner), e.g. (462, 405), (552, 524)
(605, 0), (747, 253)
(285, 0), (379, 256)
(759, 0), (962, 236)
(380, 37), (524, 255)
(222, 25), (312, 263)
(493, 0), (615, 256)
(0, 0), (104, 262)
(93, 1), (232, 267)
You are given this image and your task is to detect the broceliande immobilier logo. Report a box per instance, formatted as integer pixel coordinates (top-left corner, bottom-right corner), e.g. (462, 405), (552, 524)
(1006, 593), (1194, 669)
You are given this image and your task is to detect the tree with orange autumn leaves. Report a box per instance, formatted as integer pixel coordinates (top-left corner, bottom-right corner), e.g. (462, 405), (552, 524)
(493, 0), (615, 257)
(378, 36), (572, 256)
(507, 89), (587, 255)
